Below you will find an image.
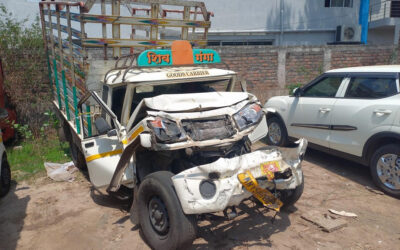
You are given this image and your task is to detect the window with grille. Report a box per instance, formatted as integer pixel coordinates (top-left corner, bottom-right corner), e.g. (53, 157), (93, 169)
(325, 0), (353, 7)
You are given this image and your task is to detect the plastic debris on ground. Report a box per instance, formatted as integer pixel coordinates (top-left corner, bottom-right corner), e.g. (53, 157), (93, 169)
(329, 209), (358, 218)
(44, 161), (78, 182)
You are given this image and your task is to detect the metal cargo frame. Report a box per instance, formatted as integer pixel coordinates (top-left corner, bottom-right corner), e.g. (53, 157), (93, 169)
(39, 0), (211, 136)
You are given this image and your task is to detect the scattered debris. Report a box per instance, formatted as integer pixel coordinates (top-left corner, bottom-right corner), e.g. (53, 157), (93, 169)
(13, 145), (22, 150)
(44, 161), (78, 182)
(329, 209), (357, 218)
(365, 186), (384, 195)
(301, 211), (348, 232)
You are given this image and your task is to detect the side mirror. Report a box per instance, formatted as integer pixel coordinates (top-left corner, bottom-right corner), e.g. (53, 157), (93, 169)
(240, 80), (247, 92)
(94, 117), (112, 135)
(0, 108), (8, 119)
(293, 87), (302, 97)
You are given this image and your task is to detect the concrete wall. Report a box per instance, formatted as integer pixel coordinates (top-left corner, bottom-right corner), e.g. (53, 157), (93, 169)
(2, 0), (362, 45)
(214, 44), (399, 103)
(204, 0), (361, 45)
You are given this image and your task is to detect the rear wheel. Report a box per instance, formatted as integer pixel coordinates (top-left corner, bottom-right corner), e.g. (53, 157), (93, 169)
(370, 144), (400, 198)
(137, 171), (197, 250)
(0, 157), (11, 197)
(70, 141), (87, 171)
(266, 116), (289, 146)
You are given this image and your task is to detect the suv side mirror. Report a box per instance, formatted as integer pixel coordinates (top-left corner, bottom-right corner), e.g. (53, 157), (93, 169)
(293, 87), (302, 97)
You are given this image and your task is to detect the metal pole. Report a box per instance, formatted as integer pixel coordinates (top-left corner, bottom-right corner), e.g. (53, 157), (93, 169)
(280, 0), (284, 45)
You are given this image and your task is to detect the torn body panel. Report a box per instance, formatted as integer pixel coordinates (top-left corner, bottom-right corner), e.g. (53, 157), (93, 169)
(172, 138), (307, 215)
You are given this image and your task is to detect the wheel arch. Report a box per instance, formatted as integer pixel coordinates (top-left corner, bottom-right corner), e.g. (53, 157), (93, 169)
(266, 110), (286, 127)
(363, 132), (400, 164)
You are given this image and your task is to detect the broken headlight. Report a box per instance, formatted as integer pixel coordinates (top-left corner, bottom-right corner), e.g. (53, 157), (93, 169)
(147, 117), (186, 143)
(233, 103), (263, 131)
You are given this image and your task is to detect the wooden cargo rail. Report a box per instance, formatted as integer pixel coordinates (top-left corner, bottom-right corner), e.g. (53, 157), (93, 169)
(39, 0), (211, 136)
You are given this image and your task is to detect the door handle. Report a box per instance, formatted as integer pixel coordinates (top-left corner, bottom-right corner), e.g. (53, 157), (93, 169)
(319, 108), (331, 113)
(374, 109), (392, 116)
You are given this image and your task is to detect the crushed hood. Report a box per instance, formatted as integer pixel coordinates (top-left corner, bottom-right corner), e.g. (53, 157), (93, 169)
(143, 92), (250, 112)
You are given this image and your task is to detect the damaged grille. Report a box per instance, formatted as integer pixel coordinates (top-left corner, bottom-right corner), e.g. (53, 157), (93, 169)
(182, 115), (235, 141)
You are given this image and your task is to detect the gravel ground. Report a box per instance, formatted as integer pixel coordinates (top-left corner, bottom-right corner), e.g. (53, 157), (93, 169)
(1, 148), (400, 250)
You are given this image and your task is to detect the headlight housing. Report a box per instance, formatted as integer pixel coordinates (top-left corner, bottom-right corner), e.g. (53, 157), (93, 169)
(233, 103), (263, 131)
(147, 117), (186, 143)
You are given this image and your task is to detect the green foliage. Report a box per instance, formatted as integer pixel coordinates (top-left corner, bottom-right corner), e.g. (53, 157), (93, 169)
(0, 4), (51, 138)
(0, 4), (43, 50)
(11, 122), (33, 140)
(7, 138), (71, 181)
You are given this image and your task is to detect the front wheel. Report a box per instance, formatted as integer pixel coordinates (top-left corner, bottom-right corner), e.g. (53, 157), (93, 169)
(278, 173), (304, 209)
(370, 144), (400, 198)
(266, 116), (289, 146)
(137, 171), (197, 250)
(0, 157), (11, 197)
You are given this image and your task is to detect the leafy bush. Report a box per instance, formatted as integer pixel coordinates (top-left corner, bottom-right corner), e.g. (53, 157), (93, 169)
(0, 4), (52, 138)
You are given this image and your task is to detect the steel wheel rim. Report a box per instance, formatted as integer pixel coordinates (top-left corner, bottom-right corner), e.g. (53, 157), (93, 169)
(268, 122), (282, 145)
(376, 153), (400, 190)
(148, 196), (169, 236)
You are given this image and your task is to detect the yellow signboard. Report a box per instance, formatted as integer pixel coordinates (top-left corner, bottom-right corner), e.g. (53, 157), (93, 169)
(237, 171), (283, 211)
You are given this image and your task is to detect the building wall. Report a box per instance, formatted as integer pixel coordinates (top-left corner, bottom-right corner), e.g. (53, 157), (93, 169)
(204, 0), (361, 45)
(3, 0), (363, 45)
(213, 44), (399, 103)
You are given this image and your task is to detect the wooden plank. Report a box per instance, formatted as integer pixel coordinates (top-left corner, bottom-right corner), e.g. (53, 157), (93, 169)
(82, 38), (207, 47)
(79, 5), (88, 68)
(101, 0), (107, 59)
(44, 21), (81, 39)
(182, 6), (190, 40)
(81, 14), (210, 28)
(112, 0), (121, 58)
(56, 8), (71, 120)
(43, 9), (80, 22)
(150, 3), (159, 41)
(66, 6), (77, 88)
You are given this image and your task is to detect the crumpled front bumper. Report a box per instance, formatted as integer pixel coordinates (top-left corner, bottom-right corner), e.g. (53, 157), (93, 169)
(171, 138), (308, 215)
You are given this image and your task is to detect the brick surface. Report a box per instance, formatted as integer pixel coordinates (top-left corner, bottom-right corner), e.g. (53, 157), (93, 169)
(212, 45), (399, 103)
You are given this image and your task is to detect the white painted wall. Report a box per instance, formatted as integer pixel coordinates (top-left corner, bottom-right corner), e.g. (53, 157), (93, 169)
(4, 0), (395, 45)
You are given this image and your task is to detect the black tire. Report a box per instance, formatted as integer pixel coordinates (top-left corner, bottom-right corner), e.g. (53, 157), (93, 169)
(0, 157), (11, 198)
(70, 141), (87, 171)
(279, 173), (304, 209)
(266, 116), (289, 146)
(137, 171), (197, 250)
(370, 144), (400, 198)
(61, 121), (72, 142)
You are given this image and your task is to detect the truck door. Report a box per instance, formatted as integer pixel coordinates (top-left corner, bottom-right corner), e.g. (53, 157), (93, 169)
(79, 91), (125, 187)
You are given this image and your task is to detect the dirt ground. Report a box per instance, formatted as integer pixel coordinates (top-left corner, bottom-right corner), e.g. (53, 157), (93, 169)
(1, 148), (400, 250)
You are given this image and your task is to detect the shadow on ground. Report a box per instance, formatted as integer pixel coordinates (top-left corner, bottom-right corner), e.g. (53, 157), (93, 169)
(0, 180), (30, 250)
(304, 148), (374, 188)
(192, 200), (292, 249)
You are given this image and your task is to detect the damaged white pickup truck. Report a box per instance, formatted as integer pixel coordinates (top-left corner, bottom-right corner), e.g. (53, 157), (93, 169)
(67, 48), (307, 249)
(39, 1), (306, 248)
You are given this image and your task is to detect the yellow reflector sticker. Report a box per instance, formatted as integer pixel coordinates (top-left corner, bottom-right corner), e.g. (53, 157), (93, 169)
(237, 170), (283, 211)
(260, 161), (281, 181)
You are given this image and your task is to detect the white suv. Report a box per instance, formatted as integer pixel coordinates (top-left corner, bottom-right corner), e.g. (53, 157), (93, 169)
(265, 65), (400, 197)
